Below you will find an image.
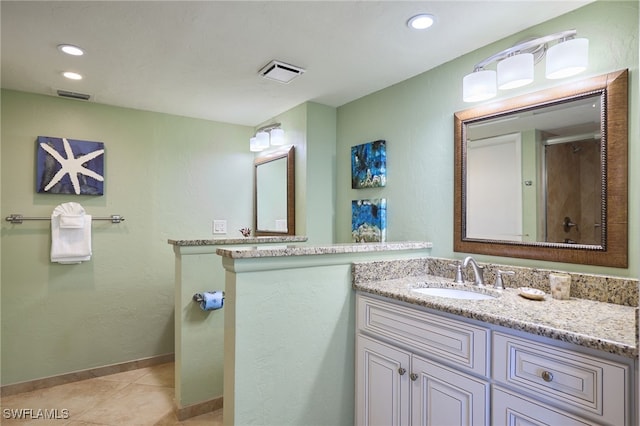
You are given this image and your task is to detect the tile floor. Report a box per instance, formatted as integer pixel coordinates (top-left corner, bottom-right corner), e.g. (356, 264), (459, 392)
(0, 362), (222, 425)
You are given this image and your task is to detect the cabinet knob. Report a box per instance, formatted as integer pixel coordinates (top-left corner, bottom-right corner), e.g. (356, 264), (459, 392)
(410, 373), (419, 381)
(541, 370), (554, 382)
(398, 367), (406, 376)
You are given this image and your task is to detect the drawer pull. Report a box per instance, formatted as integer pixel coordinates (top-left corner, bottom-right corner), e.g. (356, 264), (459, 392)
(410, 373), (419, 381)
(398, 367), (406, 376)
(541, 370), (554, 382)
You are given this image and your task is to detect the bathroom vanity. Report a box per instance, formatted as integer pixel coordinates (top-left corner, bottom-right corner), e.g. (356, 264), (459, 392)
(213, 244), (636, 426)
(353, 264), (637, 426)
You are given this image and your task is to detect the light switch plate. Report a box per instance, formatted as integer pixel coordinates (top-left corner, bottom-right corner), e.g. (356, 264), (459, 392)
(213, 220), (227, 234)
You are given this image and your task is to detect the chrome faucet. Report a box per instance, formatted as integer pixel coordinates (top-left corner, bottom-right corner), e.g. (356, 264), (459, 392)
(462, 256), (485, 286)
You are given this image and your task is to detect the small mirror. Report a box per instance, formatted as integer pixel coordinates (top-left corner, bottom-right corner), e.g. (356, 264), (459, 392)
(254, 146), (295, 236)
(454, 70), (628, 267)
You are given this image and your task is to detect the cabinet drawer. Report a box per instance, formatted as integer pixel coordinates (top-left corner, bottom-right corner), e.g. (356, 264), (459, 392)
(492, 386), (597, 425)
(357, 294), (488, 376)
(493, 332), (631, 425)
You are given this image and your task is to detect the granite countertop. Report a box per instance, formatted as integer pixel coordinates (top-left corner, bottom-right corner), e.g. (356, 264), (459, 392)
(216, 241), (432, 259)
(168, 236), (308, 246)
(354, 275), (637, 359)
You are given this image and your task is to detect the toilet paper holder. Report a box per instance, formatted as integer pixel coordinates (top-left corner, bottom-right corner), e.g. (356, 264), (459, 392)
(193, 292), (225, 303)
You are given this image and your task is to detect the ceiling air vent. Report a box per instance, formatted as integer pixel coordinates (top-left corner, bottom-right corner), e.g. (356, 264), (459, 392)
(258, 60), (305, 84)
(56, 89), (91, 101)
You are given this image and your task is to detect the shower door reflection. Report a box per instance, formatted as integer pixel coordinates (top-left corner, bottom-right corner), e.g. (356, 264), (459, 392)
(544, 138), (602, 245)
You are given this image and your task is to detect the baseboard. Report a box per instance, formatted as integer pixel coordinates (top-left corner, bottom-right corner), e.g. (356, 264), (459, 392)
(176, 396), (223, 421)
(0, 353), (175, 397)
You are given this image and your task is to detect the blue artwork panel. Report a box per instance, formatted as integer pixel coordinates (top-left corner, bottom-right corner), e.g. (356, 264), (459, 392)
(351, 140), (386, 189)
(352, 199), (387, 242)
(36, 136), (105, 195)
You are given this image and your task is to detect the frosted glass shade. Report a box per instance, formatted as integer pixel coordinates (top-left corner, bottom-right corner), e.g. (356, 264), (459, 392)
(497, 53), (534, 90)
(270, 128), (285, 145)
(463, 69), (497, 102)
(546, 38), (589, 79)
(249, 136), (263, 152)
(256, 131), (270, 149)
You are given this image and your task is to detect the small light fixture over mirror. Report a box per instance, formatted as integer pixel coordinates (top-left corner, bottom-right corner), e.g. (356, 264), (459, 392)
(248, 123), (285, 152)
(463, 29), (588, 102)
(270, 127), (285, 146)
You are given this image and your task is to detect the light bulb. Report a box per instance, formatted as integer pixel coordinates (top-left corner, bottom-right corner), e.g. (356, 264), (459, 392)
(546, 38), (589, 79)
(256, 131), (270, 149)
(463, 69), (497, 102)
(270, 128), (285, 146)
(497, 53), (534, 90)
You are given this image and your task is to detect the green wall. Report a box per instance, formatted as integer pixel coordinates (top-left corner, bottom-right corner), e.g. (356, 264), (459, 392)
(173, 101), (335, 409)
(257, 101), (337, 244)
(0, 91), (255, 385)
(336, 1), (639, 277)
(222, 248), (430, 426)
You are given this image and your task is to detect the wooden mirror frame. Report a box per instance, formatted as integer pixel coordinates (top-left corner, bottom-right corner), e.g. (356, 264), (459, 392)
(454, 69), (628, 267)
(254, 146), (295, 236)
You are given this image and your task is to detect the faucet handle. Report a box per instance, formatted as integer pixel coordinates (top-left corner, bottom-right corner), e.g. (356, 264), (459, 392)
(448, 263), (464, 284)
(494, 270), (515, 290)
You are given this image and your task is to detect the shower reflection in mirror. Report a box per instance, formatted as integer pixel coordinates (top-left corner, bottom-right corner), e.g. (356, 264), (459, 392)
(465, 93), (602, 245)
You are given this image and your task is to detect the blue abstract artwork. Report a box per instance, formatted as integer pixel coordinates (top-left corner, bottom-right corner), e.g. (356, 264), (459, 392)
(351, 140), (386, 189)
(36, 136), (105, 195)
(352, 199), (387, 242)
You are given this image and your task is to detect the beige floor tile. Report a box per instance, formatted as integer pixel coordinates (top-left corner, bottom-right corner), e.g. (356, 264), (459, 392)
(0, 379), (128, 424)
(133, 363), (174, 388)
(0, 363), (222, 426)
(96, 366), (155, 384)
(75, 383), (175, 425)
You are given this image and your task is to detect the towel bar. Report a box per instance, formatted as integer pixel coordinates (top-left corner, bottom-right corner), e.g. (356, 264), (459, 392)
(5, 214), (125, 224)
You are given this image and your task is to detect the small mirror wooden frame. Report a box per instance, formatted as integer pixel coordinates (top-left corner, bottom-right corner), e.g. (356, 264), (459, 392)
(254, 146), (295, 236)
(454, 70), (628, 267)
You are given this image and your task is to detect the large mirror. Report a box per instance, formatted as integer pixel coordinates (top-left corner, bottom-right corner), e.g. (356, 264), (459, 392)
(454, 70), (628, 267)
(254, 146), (295, 236)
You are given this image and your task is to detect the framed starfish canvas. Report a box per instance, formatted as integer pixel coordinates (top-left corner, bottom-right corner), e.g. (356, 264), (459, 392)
(36, 136), (105, 195)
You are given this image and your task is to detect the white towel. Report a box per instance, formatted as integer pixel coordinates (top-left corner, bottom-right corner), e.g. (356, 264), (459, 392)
(51, 202), (92, 264)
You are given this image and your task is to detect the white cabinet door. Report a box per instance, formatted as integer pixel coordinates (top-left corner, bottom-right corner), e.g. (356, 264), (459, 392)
(356, 335), (411, 426)
(411, 355), (489, 426)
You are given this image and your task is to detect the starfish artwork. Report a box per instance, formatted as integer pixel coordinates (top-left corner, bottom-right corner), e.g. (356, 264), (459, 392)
(36, 136), (105, 195)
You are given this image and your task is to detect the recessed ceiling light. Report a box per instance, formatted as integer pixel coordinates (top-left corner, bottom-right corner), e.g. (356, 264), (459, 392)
(63, 71), (83, 80)
(57, 44), (84, 56)
(407, 14), (435, 30)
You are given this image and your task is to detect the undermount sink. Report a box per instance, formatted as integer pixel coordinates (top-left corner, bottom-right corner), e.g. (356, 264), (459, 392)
(412, 287), (497, 300)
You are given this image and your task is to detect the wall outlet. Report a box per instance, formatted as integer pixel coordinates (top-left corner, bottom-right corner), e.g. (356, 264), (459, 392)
(213, 220), (227, 234)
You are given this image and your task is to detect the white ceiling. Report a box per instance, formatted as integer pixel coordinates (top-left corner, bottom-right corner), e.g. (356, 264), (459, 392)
(1, 1), (593, 127)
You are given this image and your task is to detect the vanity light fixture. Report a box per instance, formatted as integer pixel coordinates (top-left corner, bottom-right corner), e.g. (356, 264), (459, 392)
(248, 123), (285, 152)
(57, 44), (84, 56)
(407, 14), (435, 30)
(463, 29), (588, 102)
